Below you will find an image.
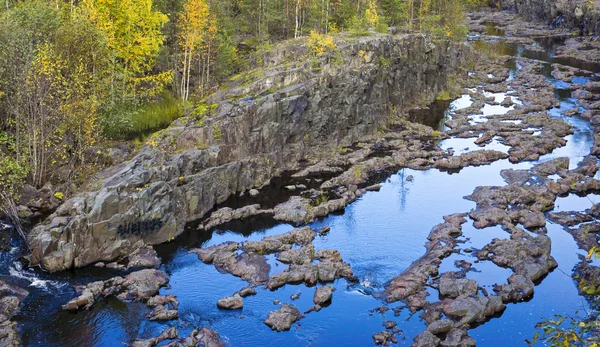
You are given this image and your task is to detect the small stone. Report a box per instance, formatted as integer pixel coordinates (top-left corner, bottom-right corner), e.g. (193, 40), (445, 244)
(406, 175), (414, 182)
(318, 226), (331, 236)
(273, 300), (280, 305)
(365, 184), (381, 192)
(249, 189), (259, 197)
(238, 287), (257, 298)
(290, 293), (301, 301)
(217, 294), (243, 310)
(383, 320), (397, 329)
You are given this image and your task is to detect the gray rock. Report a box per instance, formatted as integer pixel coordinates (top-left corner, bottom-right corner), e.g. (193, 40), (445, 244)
(148, 305), (178, 321)
(127, 246), (161, 269)
(217, 294), (243, 310)
(264, 303), (303, 332)
(438, 276), (478, 298)
(238, 287), (257, 297)
(313, 286), (333, 305)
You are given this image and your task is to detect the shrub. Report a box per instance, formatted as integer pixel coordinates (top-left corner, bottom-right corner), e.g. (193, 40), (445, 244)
(307, 30), (337, 57)
(0, 156), (29, 201)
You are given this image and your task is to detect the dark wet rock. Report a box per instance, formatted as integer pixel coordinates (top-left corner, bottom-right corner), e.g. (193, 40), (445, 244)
(509, 209), (546, 229)
(237, 287), (257, 298)
(63, 269), (169, 310)
(493, 274), (534, 303)
(318, 226), (331, 236)
(387, 214), (467, 306)
(564, 108), (580, 117)
(217, 294), (243, 310)
(413, 331), (441, 347)
(313, 286), (333, 305)
(365, 184), (382, 192)
(0, 279), (28, 346)
(304, 304), (322, 314)
(500, 97), (513, 107)
(267, 247), (355, 290)
(547, 211), (593, 227)
(277, 245), (315, 265)
(127, 246), (161, 269)
(191, 241), (270, 284)
(0, 320), (22, 347)
(132, 327), (179, 347)
(264, 303), (303, 332)
(148, 304), (178, 321)
(438, 275), (478, 299)
(241, 227), (316, 254)
(572, 89), (595, 100)
(373, 331), (398, 346)
(565, 222), (600, 252)
(533, 157), (570, 176)
(371, 306), (390, 315)
(118, 269), (170, 301)
(479, 230), (557, 282)
(434, 150), (509, 170)
(267, 259), (355, 290)
(0, 280), (28, 302)
(200, 204), (270, 231)
(171, 327), (226, 347)
(574, 256), (600, 297)
(147, 295), (179, 309)
(106, 261), (126, 270)
(440, 328), (476, 347)
(383, 320), (397, 329)
(190, 241), (239, 263)
(426, 319), (454, 335)
(442, 294), (505, 325)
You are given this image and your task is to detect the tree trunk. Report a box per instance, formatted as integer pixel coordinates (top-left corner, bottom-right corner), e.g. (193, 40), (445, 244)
(295, 0), (300, 38)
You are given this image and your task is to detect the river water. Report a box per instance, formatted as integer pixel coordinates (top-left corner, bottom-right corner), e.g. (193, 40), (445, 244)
(3, 24), (600, 346)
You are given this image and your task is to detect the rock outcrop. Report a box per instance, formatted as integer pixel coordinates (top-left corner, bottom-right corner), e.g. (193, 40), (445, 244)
(27, 33), (467, 272)
(0, 279), (28, 347)
(498, 0), (600, 35)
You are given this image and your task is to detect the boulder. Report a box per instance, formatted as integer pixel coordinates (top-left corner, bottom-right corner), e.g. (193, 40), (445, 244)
(264, 303), (303, 332)
(313, 286), (333, 305)
(217, 294), (243, 310)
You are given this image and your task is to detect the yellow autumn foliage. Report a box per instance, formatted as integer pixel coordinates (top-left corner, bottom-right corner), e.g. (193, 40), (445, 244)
(307, 30), (337, 57)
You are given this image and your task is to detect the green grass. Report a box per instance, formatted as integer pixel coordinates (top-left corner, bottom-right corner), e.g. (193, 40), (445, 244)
(129, 92), (182, 135)
(103, 91), (183, 140)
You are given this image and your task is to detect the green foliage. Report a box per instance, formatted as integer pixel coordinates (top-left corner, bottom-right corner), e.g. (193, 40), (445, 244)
(212, 124), (223, 140)
(0, 156), (29, 201)
(531, 315), (600, 347)
(437, 90), (451, 100)
(348, 16), (370, 37)
(313, 191), (329, 206)
(375, 20), (389, 34)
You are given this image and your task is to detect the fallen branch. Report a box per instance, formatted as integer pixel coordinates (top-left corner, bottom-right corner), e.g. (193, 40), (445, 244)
(0, 191), (28, 250)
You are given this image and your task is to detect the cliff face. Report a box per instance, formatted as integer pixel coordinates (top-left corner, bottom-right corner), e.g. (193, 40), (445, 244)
(27, 33), (468, 271)
(499, 0), (600, 34)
